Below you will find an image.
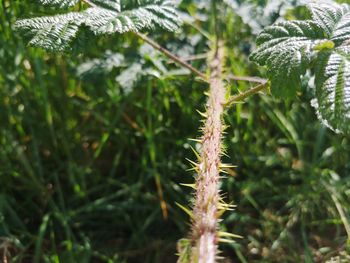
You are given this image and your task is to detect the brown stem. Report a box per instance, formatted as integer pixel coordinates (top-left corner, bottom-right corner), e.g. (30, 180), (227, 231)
(228, 74), (267, 84)
(167, 53), (208, 64)
(82, 0), (266, 90)
(190, 43), (226, 263)
(135, 32), (208, 82)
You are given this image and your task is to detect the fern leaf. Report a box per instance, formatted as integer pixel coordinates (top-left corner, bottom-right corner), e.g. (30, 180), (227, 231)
(251, 0), (350, 133)
(14, 13), (85, 51)
(15, 0), (181, 50)
(90, 0), (121, 11)
(85, 1), (181, 34)
(36, 0), (79, 8)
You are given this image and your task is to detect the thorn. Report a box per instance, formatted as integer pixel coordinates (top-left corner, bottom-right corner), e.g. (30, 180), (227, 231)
(222, 124), (229, 130)
(221, 151), (230, 158)
(220, 208), (235, 212)
(175, 202), (194, 219)
(220, 163), (237, 168)
(188, 138), (202, 143)
(185, 158), (198, 167)
(218, 201), (236, 208)
(189, 145), (201, 161)
(179, 183), (196, 189)
(229, 100), (245, 105)
(218, 206), (235, 212)
(186, 166), (199, 172)
(218, 238), (235, 244)
(219, 169), (229, 174)
(219, 202), (236, 208)
(218, 231), (243, 239)
(220, 163), (237, 176)
(196, 109), (207, 118)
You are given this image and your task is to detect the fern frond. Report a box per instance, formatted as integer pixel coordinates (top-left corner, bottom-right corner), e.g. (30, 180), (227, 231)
(85, 1), (180, 34)
(36, 0), (79, 8)
(250, 0), (350, 133)
(15, 0), (181, 50)
(91, 0), (121, 11)
(14, 12), (85, 51)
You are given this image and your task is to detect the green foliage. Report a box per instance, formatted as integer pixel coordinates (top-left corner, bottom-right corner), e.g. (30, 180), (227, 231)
(313, 46), (350, 134)
(36, 0), (80, 8)
(77, 50), (125, 77)
(251, 20), (325, 97)
(224, 0), (302, 34)
(250, 1), (350, 133)
(14, 12), (85, 51)
(176, 238), (192, 263)
(14, 0), (181, 51)
(2, 0), (350, 262)
(77, 43), (188, 93)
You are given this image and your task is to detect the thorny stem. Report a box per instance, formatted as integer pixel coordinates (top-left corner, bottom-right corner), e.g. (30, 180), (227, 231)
(190, 43), (226, 263)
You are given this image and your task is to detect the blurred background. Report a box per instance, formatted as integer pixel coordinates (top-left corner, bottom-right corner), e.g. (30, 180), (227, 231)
(1, 0), (350, 262)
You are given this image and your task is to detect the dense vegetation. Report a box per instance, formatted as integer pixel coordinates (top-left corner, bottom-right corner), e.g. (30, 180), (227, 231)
(1, 0), (350, 262)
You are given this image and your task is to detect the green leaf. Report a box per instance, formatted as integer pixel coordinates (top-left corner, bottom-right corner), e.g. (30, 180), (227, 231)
(250, 20), (326, 97)
(36, 0), (79, 8)
(251, 0), (350, 133)
(36, 0), (121, 10)
(313, 40), (335, 51)
(85, 1), (181, 34)
(15, 0), (181, 50)
(91, 0), (121, 11)
(307, 2), (350, 44)
(176, 238), (192, 263)
(14, 13), (85, 51)
(312, 46), (350, 133)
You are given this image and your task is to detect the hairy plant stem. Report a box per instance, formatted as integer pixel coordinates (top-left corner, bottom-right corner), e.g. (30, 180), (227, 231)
(190, 43), (226, 263)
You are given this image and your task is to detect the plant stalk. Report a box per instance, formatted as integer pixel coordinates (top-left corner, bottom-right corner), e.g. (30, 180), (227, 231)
(84, 0), (266, 89)
(190, 43), (226, 263)
(226, 81), (268, 107)
(135, 32), (209, 82)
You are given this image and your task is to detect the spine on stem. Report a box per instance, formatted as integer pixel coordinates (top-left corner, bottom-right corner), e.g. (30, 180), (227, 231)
(190, 43), (226, 263)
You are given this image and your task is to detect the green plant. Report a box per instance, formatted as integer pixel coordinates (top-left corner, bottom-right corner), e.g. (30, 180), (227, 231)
(15, 0), (181, 51)
(250, 1), (350, 133)
(13, 0), (350, 262)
